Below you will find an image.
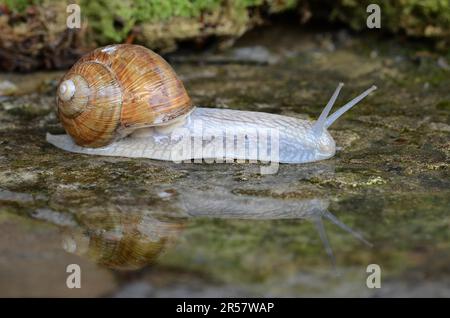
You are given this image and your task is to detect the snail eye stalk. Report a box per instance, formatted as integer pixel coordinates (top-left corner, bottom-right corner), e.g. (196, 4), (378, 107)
(313, 82), (344, 135)
(325, 85), (377, 129)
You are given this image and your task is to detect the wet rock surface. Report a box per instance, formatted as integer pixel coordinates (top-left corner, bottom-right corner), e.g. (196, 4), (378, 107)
(0, 26), (449, 297)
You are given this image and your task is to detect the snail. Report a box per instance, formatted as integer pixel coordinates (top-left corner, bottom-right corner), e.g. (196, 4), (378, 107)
(47, 44), (377, 164)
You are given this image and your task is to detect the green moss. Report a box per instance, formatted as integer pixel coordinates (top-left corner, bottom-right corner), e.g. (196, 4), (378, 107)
(4, 0), (450, 49)
(80, 0), (275, 44)
(161, 217), (336, 284)
(330, 0), (450, 38)
(1, 0), (42, 12)
(0, 0), (299, 52)
(436, 100), (450, 111)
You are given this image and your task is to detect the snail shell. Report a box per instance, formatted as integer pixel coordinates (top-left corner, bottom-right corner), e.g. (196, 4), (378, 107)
(56, 44), (193, 147)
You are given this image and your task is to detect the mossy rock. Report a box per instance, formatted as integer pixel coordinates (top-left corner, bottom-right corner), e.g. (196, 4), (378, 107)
(327, 0), (450, 45)
(0, 0), (300, 71)
(1, 0), (450, 71)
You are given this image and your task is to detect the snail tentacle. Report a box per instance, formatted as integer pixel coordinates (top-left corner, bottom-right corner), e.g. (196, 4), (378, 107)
(325, 85), (377, 128)
(313, 82), (344, 135)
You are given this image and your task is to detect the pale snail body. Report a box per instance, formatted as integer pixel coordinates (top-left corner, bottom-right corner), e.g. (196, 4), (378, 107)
(47, 44), (377, 164)
(48, 107), (335, 163)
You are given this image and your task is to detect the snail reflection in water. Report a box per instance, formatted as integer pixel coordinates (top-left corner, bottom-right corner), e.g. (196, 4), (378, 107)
(47, 44), (377, 164)
(60, 194), (370, 270)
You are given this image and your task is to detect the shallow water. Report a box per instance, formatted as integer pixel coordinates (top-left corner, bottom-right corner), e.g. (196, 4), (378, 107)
(0, 25), (449, 297)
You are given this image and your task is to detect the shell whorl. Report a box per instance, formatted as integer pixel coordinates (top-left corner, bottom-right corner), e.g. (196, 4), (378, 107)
(56, 44), (193, 148)
(58, 80), (75, 101)
(57, 62), (123, 147)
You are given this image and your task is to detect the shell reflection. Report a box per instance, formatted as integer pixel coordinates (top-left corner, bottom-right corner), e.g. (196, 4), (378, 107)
(62, 211), (184, 270)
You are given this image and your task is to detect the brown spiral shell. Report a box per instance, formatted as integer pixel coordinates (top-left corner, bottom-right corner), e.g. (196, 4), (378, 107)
(56, 44), (193, 147)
